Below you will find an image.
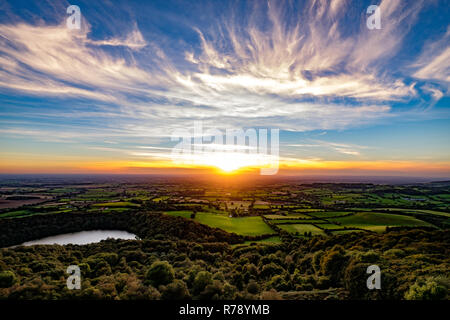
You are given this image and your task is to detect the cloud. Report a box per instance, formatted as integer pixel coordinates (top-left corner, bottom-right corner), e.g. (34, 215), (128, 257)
(421, 84), (445, 101)
(349, 0), (425, 69)
(0, 0), (439, 142)
(287, 140), (367, 157)
(87, 26), (147, 50)
(0, 22), (157, 101)
(412, 26), (450, 84)
(182, 0), (420, 101)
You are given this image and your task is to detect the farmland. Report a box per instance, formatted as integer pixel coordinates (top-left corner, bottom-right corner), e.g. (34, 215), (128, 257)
(0, 176), (449, 239)
(0, 175), (449, 301)
(165, 211), (275, 236)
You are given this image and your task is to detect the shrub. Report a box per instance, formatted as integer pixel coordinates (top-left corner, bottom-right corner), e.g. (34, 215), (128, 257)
(320, 245), (348, 284)
(260, 263), (284, 278)
(358, 250), (380, 264)
(247, 280), (260, 294)
(405, 277), (448, 300)
(161, 280), (191, 300)
(146, 261), (175, 287)
(343, 260), (371, 298)
(312, 250), (324, 274)
(383, 249), (405, 259)
(260, 288), (282, 300)
(92, 252), (119, 266)
(0, 270), (17, 288)
(199, 280), (223, 299)
(267, 275), (289, 291)
(193, 271), (213, 295)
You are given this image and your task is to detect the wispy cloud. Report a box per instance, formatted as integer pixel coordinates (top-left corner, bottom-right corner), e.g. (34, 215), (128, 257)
(183, 0), (417, 102)
(87, 26), (147, 50)
(287, 139), (368, 157)
(0, 22), (157, 101)
(0, 0), (447, 143)
(412, 26), (450, 85)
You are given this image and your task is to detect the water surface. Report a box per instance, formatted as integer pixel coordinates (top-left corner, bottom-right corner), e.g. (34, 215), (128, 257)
(19, 230), (137, 246)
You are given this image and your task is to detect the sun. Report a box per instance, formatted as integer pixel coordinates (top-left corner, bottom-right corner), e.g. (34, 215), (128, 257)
(207, 152), (255, 173)
(215, 161), (243, 173)
(170, 149), (274, 174)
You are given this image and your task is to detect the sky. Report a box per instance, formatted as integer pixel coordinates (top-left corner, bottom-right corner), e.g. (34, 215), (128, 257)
(0, 0), (449, 177)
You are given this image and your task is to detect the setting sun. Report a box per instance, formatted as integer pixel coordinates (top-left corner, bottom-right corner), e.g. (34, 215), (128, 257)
(200, 152), (258, 173)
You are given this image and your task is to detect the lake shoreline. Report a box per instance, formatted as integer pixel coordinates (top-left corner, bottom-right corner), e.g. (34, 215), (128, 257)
(12, 230), (137, 247)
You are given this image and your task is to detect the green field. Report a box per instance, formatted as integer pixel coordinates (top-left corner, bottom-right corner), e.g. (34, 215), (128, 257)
(278, 223), (325, 236)
(317, 223), (346, 230)
(242, 236), (282, 245)
(254, 204), (270, 209)
(376, 208), (450, 218)
(165, 211), (275, 236)
(264, 213), (311, 219)
(164, 210), (193, 218)
(0, 210), (32, 218)
(330, 212), (434, 232)
(0, 208), (73, 219)
(293, 208), (325, 213)
(307, 211), (352, 218)
(330, 229), (366, 235)
(287, 213), (315, 219)
(152, 196), (170, 202)
(87, 207), (130, 212)
(91, 201), (140, 208)
(272, 219), (325, 224)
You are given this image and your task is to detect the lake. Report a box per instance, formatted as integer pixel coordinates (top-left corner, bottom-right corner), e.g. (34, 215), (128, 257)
(18, 230), (137, 246)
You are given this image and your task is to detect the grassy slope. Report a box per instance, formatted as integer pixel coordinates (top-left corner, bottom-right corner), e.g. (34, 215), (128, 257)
(330, 211), (434, 232)
(165, 211), (274, 236)
(278, 223), (325, 235)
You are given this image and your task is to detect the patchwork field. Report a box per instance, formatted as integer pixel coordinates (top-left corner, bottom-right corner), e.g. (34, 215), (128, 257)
(307, 211), (352, 218)
(330, 229), (366, 235)
(317, 223), (346, 230)
(330, 212), (434, 232)
(165, 211), (275, 236)
(242, 236), (282, 245)
(272, 219), (325, 224)
(91, 201), (140, 208)
(376, 208), (450, 218)
(1, 180), (448, 241)
(264, 213), (312, 219)
(278, 223), (326, 236)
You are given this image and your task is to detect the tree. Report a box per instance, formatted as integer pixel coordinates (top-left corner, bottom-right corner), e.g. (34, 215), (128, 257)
(161, 280), (191, 300)
(146, 261), (175, 287)
(405, 277), (448, 300)
(193, 271), (213, 295)
(247, 280), (260, 294)
(0, 270), (16, 288)
(320, 245), (348, 285)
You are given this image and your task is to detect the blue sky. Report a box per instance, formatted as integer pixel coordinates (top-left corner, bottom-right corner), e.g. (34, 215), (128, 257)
(0, 0), (449, 176)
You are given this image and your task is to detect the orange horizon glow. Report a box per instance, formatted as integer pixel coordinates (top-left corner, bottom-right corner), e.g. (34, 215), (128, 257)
(1, 157), (450, 178)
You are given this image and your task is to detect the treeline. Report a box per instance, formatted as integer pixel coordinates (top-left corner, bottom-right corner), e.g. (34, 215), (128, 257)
(0, 229), (448, 300)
